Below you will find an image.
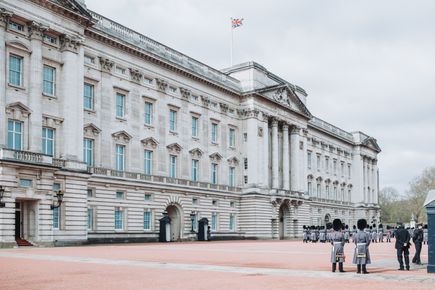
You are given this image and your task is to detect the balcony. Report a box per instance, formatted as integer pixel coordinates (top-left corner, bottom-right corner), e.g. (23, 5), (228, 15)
(87, 166), (242, 193)
(310, 196), (352, 206)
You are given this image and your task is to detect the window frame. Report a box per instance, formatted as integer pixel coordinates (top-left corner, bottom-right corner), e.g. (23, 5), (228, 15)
(83, 138), (94, 166)
(9, 54), (23, 87)
(116, 92), (126, 119)
(115, 144), (126, 171)
(41, 127), (55, 156)
(84, 83), (95, 110)
(7, 119), (23, 150)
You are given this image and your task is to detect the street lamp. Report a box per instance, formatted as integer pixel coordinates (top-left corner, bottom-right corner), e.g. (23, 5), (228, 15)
(190, 211), (196, 233)
(0, 186), (5, 208)
(50, 189), (64, 209)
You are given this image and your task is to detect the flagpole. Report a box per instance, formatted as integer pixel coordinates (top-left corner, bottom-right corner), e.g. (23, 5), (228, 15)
(230, 18), (233, 67)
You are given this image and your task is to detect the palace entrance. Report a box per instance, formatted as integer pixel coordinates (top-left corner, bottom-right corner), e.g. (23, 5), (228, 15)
(14, 200), (37, 246)
(166, 204), (182, 241)
(279, 203), (290, 239)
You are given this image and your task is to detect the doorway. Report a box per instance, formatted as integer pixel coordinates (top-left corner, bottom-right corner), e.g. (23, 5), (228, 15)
(15, 202), (21, 239)
(279, 203), (290, 239)
(166, 204), (182, 241)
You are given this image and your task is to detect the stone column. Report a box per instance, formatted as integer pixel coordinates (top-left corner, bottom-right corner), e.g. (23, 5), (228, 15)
(271, 118), (279, 189)
(60, 35), (84, 160)
(28, 22), (47, 152)
(247, 110), (259, 186)
(262, 113), (269, 188)
(0, 9), (13, 148)
(282, 124), (290, 190)
(290, 126), (300, 191)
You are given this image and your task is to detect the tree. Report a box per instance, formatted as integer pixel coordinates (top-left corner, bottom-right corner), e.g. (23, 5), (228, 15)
(406, 167), (435, 223)
(379, 187), (408, 223)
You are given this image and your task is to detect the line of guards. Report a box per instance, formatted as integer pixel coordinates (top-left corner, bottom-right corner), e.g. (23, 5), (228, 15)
(302, 221), (428, 273)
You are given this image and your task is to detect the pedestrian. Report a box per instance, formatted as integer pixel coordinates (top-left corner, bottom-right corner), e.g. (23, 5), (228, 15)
(207, 225), (211, 241)
(344, 225), (350, 243)
(386, 226), (392, 243)
(353, 218), (371, 274)
(412, 223), (424, 265)
(351, 225), (357, 242)
(319, 226), (326, 243)
(378, 224), (384, 243)
(303, 225), (308, 243)
(331, 219), (346, 272)
(423, 224), (428, 245)
(371, 225), (377, 243)
(395, 223), (411, 270)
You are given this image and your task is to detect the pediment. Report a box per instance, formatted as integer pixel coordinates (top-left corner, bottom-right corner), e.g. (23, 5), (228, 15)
(49, 0), (93, 20)
(112, 130), (132, 142)
(6, 102), (32, 114)
(209, 152), (223, 162)
(362, 137), (381, 153)
(83, 123), (101, 137)
(167, 142), (182, 153)
(189, 147), (204, 158)
(227, 156), (239, 166)
(257, 85), (312, 118)
(141, 137), (159, 149)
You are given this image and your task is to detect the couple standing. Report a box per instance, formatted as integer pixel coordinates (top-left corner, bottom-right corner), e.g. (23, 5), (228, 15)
(330, 218), (371, 274)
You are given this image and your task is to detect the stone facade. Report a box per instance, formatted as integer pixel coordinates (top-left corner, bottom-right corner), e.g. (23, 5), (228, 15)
(0, 0), (380, 247)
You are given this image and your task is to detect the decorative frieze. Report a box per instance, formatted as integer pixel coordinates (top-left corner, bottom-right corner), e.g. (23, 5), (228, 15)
(155, 78), (168, 92)
(60, 34), (82, 53)
(0, 8), (13, 26)
(200, 95), (210, 107)
(27, 21), (48, 40)
(42, 114), (64, 128)
(141, 137), (159, 149)
(98, 57), (114, 72)
(209, 152), (223, 163)
(227, 156), (239, 166)
(167, 143), (182, 154)
(83, 123), (101, 137)
(111, 130), (132, 142)
(219, 102), (229, 113)
(5, 102), (31, 119)
(237, 108), (260, 119)
(129, 68), (143, 83)
(189, 147), (203, 159)
(179, 87), (191, 99)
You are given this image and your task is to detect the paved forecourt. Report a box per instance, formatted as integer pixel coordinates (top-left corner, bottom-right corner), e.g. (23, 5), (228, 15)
(0, 240), (432, 290)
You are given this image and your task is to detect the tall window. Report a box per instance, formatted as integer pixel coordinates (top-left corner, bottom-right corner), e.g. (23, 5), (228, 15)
(316, 184), (321, 198)
(192, 159), (199, 181)
(43, 65), (56, 96)
(7, 119), (23, 150)
(115, 144), (125, 171)
(114, 208), (123, 230)
(116, 93), (125, 118)
(326, 185), (330, 199)
(229, 166), (236, 187)
(316, 155), (321, 171)
(341, 188), (345, 201)
(333, 159), (337, 175)
(144, 150), (153, 175)
(144, 211), (151, 230)
(229, 214), (235, 231)
(211, 163), (218, 184)
(87, 208), (93, 230)
(83, 138), (94, 166)
(334, 186), (338, 200)
(307, 181), (312, 195)
(341, 162), (344, 177)
(9, 55), (22, 86)
(325, 157), (330, 173)
(211, 213), (217, 231)
(348, 164), (351, 178)
(192, 212), (198, 231)
(169, 155), (177, 178)
(84, 83), (94, 110)
(191, 116), (198, 137)
(53, 207), (60, 230)
(307, 152), (312, 169)
(228, 128), (235, 147)
(144, 102), (153, 125)
(211, 123), (218, 143)
(169, 110), (177, 131)
(42, 128), (55, 156)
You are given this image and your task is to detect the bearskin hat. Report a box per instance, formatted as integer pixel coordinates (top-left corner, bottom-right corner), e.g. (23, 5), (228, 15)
(357, 219), (367, 230)
(379, 224), (383, 229)
(326, 222), (333, 230)
(345, 225), (349, 229)
(369, 226), (372, 230)
(424, 224), (428, 229)
(353, 225), (356, 230)
(373, 224), (376, 228)
(333, 219), (342, 231)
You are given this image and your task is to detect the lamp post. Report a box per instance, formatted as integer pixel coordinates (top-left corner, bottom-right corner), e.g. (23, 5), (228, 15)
(50, 190), (64, 209)
(190, 211), (196, 233)
(0, 186), (5, 208)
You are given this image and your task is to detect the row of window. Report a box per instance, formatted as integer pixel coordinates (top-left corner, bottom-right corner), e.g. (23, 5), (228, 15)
(307, 151), (351, 178)
(307, 181), (351, 202)
(8, 55), (57, 97)
(63, 208), (236, 232)
(8, 119), (55, 155)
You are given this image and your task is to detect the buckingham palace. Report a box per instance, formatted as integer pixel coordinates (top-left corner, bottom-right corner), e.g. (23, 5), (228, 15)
(0, 0), (381, 247)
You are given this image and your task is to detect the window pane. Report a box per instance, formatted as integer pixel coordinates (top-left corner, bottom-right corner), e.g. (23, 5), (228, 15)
(84, 83), (94, 110)
(144, 150), (153, 175)
(43, 65), (55, 96)
(145, 102), (153, 125)
(144, 211), (151, 230)
(9, 55), (22, 86)
(53, 207), (59, 229)
(116, 93), (125, 118)
(116, 145), (125, 171)
(83, 138), (94, 166)
(7, 119), (22, 150)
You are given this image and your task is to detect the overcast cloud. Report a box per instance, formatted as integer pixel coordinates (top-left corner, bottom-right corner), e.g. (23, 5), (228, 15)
(85, 0), (435, 194)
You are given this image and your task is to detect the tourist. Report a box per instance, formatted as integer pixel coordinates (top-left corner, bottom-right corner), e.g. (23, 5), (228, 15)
(395, 223), (411, 270)
(331, 219), (346, 272)
(353, 218), (371, 274)
(412, 223), (424, 265)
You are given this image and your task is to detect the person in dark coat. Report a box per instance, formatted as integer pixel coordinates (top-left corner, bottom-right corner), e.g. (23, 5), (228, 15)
(412, 223), (424, 265)
(330, 219), (345, 272)
(423, 224), (428, 245)
(353, 219), (371, 274)
(395, 223), (411, 270)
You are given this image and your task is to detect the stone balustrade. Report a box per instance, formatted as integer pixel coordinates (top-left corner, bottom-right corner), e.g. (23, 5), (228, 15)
(309, 117), (354, 142)
(87, 166), (242, 193)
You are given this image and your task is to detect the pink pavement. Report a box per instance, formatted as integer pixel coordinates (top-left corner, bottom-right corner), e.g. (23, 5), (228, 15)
(0, 240), (432, 290)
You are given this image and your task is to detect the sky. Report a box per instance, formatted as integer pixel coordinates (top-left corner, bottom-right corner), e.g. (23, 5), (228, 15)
(84, 0), (435, 195)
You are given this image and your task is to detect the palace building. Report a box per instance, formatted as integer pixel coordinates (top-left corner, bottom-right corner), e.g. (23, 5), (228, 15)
(0, 0), (381, 247)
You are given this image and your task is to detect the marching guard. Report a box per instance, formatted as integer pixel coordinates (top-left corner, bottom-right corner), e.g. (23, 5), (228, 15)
(344, 225), (350, 243)
(303, 225), (308, 243)
(330, 219), (346, 272)
(353, 219), (371, 274)
(378, 224), (384, 243)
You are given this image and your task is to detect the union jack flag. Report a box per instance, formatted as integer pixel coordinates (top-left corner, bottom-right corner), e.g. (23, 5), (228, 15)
(231, 18), (244, 28)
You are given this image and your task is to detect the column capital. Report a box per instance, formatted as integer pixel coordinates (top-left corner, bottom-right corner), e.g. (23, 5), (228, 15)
(271, 117), (279, 127)
(0, 8), (13, 28)
(282, 123), (289, 131)
(261, 111), (269, 123)
(291, 125), (301, 134)
(60, 34), (83, 53)
(27, 21), (49, 40)
(99, 56), (115, 73)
